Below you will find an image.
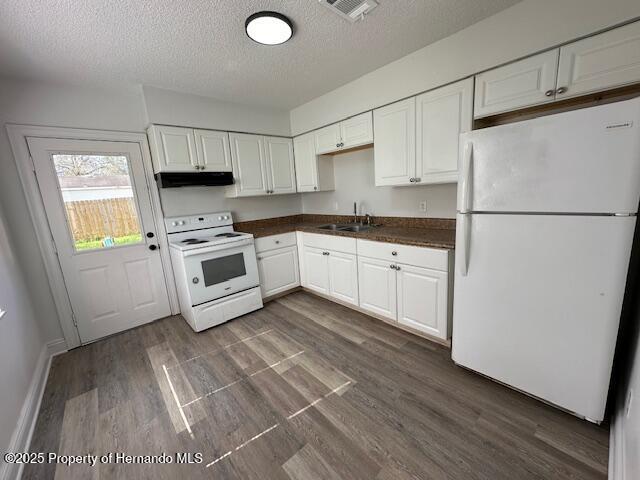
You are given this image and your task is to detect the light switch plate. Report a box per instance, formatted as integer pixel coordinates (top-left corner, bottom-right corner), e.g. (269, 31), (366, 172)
(0, 309), (6, 320)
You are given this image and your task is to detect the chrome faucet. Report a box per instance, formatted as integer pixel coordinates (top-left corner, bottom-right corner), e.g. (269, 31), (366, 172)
(353, 202), (358, 224)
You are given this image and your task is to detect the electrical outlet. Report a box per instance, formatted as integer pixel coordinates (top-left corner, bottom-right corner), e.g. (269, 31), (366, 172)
(419, 201), (427, 212)
(334, 201), (339, 212)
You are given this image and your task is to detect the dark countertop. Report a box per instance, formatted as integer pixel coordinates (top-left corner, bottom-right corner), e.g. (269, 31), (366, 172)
(235, 215), (456, 250)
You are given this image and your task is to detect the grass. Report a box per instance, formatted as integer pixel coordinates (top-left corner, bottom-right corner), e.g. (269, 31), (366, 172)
(75, 233), (143, 251)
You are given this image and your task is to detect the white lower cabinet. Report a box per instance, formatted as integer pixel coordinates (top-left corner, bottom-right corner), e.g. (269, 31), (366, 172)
(257, 246), (300, 298)
(327, 251), (359, 306)
(297, 234), (451, 340)
(396, 263), (448, 339)
(358, 256), (396, 320)
(303, 246), (330, 295)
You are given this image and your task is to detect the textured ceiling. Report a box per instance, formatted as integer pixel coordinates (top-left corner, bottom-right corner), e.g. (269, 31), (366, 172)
(0, 0), (522, 109)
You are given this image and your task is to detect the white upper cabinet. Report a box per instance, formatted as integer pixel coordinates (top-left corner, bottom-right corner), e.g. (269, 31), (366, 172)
(416, 78), (473, 184)
(374, 97), (416, 186)
(474, 20), (640, 118)
(148, 125), (199, 173)
(227, 134), (298, 197)
(194, 129), (232, 172)
(313, 113), (373, 155)
(556, 21), (640, 100)
(340, 112), (374, 149)
(293, 132), (335, 193)
(227, 133), (269, 197)
(314, 123), (342, 154)
(264, 136), (296, 195)
(474, 50), (560, 118)
(293, 132), (319, 192)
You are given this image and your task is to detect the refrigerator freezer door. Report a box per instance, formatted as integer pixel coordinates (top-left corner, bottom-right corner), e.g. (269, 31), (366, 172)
(452, 213), (636, 421)
(459, 97), (640, 214)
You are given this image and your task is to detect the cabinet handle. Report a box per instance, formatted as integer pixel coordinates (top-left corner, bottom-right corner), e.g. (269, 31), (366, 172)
(275, 240), (280, 244)
(396, 266), (401, 271)
(194, 165), (199, 170)
(257, 256), (263, 260)
(556, 87), (567, 95)
(545, 89), (554, 97)
(390, 264), (396, 270)
(391, 251), (397, 256)
(336, 143), (340, 148)
(313, 186), (318, 191)
(322, 251), (330, 256)
(414, 177), (421, 183)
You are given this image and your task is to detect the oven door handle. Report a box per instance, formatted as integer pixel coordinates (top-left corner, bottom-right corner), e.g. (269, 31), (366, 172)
(180, 239), (254, 257)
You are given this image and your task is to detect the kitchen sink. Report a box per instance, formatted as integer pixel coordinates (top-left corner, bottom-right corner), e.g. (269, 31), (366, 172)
(317, 223), (375, 232)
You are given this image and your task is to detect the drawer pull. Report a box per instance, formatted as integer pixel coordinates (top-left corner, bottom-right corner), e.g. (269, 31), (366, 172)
(391, 251), (397, 256)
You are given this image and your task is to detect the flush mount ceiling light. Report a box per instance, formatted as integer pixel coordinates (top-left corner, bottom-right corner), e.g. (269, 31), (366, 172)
(245, 11), (293, 45)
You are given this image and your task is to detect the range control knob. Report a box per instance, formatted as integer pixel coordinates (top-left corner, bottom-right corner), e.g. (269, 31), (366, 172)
(218, 216), (223, 220)
(172, 221), (178, 226)
(178, 220), (185, 226)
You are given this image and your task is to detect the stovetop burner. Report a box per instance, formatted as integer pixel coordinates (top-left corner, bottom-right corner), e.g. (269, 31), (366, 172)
(182, 238), (208, 244)
(215, 232), (242, 238)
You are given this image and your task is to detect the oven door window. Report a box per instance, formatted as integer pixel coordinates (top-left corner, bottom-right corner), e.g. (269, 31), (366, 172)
(201, 253), (246, 287)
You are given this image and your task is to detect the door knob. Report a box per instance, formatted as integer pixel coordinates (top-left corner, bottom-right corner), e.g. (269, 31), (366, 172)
(148, 244), (158, 251)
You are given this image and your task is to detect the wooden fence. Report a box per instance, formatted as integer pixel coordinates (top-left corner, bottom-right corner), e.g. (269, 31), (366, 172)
(64, 197), (140, 241)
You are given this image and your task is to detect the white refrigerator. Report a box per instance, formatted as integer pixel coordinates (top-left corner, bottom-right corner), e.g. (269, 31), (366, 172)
(452, 97), (640, 423)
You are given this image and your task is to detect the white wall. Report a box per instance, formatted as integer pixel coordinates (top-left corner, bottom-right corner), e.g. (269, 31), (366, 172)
(159, 187), (301, 221)
(0, 201), (46, 467)
(290, 0), (640, 134)
(0, 78), (148, 343)
(301, 148), (456, 219)
(142, 86), (291, 136)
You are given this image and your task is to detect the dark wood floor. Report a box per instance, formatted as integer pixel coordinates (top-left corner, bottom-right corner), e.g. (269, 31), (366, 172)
(24, 291), (609, 479)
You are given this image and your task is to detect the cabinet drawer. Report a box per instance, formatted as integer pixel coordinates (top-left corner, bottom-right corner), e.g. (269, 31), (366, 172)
(357, 239), (448, 271)
(254, 232), (297, 253)
(301, 232), (356, 255)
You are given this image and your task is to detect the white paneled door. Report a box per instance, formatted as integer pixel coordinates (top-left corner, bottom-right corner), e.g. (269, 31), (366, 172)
(28, 137), (170, 343)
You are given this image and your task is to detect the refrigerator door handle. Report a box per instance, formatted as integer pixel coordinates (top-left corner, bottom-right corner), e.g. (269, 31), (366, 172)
(459, 142), (474, 213)
(458, 214), (471, 276)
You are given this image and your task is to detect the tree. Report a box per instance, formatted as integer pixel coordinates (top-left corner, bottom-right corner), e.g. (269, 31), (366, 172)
(53, 155), (129, 177)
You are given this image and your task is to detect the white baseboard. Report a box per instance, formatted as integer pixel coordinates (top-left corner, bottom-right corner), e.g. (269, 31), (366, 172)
(1, 338), (66, 480)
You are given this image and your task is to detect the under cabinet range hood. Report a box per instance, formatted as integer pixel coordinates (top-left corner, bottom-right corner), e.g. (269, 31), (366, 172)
(155, 172), (234, 188)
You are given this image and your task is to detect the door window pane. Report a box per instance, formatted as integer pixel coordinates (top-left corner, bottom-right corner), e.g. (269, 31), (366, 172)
(52, 154), (143, 251)
(201, 253), (246, 286)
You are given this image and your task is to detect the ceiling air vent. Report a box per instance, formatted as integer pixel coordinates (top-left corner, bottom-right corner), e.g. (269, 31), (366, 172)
(320, 0), (379, 23)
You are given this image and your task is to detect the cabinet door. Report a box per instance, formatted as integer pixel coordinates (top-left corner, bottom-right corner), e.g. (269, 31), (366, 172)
(341, 112), (373, 149)
(265, 137), (297, 195)
(148, 125), (198, 173)
(416, 78), (472, 185)
(314, 123), (342, 155)
(303, 246), (329, 295)
(327, 251), (359, 306)
(374, 98), (416, 186)
(257, 246), (300, 298)
(358, 256), (396, 320)
(194, 130), (232, 172)
(397, 264), (448, 339)
(228, 133), (268, 197)
(557, 21), (640, 100)
(474, 50), (559, 118)
(293, 132), (319, 192)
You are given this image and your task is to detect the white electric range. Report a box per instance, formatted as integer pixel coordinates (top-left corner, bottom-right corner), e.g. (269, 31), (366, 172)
(166, 212), (263, 332)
